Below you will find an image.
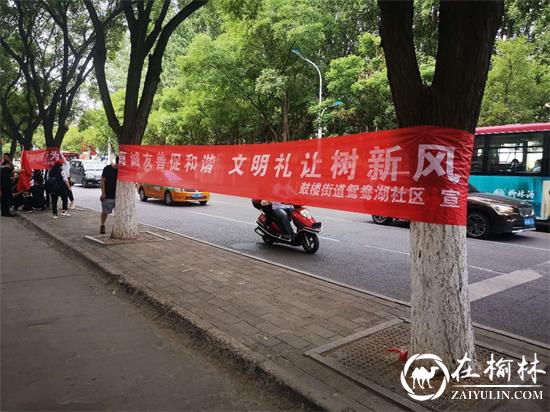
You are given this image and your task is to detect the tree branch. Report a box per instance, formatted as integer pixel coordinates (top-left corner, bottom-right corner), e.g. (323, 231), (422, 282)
(431, 0), (504, 132)
(84, 0), (122, 136)
(132, 1), (207, 140)
(144, 0), (170, 55)
(1, 99), (24, 144)
(378, 0), (425, 127)
(122, 1), (138, 34)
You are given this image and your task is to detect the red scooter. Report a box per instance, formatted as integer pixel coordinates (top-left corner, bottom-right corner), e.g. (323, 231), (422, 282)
(252, 199), (322, 254)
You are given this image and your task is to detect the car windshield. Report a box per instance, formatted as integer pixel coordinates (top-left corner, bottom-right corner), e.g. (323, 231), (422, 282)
(84, 162), (106, 171)
(468, 184), (479, 193)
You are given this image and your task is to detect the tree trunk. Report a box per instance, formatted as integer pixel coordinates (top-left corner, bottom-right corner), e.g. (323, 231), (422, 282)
(22, 132), (33, 150)
(111, 180), (139, 240)
(9, 138), (18, 157)
(379, 0), (503, 369)
(43, 122), (56, 148)
(410, 223), (474, 367)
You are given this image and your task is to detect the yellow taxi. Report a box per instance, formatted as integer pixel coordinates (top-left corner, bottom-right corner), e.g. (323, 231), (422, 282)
(138, 184), (210, 206)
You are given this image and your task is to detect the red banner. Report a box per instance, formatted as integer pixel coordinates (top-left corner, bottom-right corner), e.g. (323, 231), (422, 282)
(17, 148), (62, 191)
(119, 126), (474, 225)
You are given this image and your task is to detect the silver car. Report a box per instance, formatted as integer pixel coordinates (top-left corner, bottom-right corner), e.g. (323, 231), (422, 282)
(69, 160), (107, 188)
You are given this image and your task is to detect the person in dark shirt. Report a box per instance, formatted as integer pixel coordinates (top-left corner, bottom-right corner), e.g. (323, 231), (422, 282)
(48, 161), (71, 218)
(100, 156), (119, 234)
(28, 171), (46, 211)
(1, 154), (15, 217)
(11, 172), (27, 211)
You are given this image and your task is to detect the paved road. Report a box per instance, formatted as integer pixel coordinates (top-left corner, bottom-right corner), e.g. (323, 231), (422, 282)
(1, 218), (302, 411)
(72, 187), (549, 343)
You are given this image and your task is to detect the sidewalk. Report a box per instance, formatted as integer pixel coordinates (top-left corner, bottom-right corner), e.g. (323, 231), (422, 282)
(1, 217), (302, 411)
(16, 208), (549, 411)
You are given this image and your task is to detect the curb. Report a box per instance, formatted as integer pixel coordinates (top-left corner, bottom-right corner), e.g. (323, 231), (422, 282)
(18, 209), (549, 411)
(146, 224), (550, 352)
(17, 213), (361, 412)
(72, 206), (550, 351)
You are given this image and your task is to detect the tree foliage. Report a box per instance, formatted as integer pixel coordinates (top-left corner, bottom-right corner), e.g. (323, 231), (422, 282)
(131, 0), (546, 148)
(84, 0), (207, 145)
(2, 0), (547, 154)
(480, 36), (550, 125)
(0, 51), (40, 151)
(0, 0), (121, 148)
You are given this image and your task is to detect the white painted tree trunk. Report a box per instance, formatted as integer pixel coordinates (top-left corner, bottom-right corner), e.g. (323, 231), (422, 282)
(111, 180), (139, 240)
(410, 221), (475, 369)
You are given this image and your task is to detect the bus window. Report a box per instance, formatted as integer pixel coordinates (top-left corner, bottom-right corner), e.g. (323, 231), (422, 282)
(471, 135), (485, 173)
(486, 132), (544, 175)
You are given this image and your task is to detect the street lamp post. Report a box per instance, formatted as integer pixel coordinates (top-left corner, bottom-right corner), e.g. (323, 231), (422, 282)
(316, 100), (344, 137)
(292, 48), (324, 138)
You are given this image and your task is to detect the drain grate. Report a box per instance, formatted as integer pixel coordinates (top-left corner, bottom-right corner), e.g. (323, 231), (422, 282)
(306, 319), (531, 411)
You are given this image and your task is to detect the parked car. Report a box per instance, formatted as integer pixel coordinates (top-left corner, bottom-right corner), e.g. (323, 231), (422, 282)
(138, 184), (210, 206)
(371, 184), (536, 239)
(70, 160), (107, 187)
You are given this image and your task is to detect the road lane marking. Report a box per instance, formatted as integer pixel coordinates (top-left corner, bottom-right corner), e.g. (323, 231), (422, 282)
(469, 269), (543, 302)
(364, 244), (409, 255)
(209, 200), (244, 207)
(363, 244), (509, 275)
(533, 260), (550, 273)
(192, 211), (340, 242)
(470, 238), (550, 253)
(318, 215), (352, 223)
(468, 265), (504, 275)
(318, 236), (340, 242)
(191, 211), (255, 225)
(83, 202), (539, 279)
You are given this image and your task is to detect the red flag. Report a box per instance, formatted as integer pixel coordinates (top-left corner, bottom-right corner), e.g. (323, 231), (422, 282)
(18, 148), (62, 191)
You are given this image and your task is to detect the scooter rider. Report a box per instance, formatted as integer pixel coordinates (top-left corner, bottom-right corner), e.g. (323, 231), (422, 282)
(260, 200), (295, 239)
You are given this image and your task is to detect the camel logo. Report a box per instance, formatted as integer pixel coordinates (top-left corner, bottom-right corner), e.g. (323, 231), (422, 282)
(400, 354), (450, 401)
(412, 365), (438, 389)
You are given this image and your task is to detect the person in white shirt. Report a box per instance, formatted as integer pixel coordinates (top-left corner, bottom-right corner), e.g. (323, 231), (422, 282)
(61, 167), (75, 209)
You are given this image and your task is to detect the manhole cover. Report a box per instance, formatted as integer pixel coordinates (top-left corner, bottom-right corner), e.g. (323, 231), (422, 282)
(85, 230), (170, 245)
(306, 319), (542, 411)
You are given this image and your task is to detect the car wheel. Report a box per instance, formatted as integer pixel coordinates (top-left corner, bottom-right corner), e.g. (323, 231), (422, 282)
(199, 201), (207, 206)
(467, 211), (491, 239)
(372, 215), (394, 225)
(164, 191), (173, 206)
(139, 188), (148, 202)
(82, 178), (88, 188)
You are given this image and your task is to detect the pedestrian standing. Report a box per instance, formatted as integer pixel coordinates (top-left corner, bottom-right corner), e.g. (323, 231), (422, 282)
(62, 165), (76, 209)
(47, 161), (71, 218)
(100, 156), (118, 234)
(60, 159), (75, 209)
(1, 153), (15, 217)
